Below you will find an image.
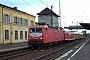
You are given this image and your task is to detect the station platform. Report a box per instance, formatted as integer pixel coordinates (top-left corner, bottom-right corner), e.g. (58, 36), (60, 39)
(55, 39), (90, 60)
(0, 42), (29, 52)
(68, 39), (90, 60)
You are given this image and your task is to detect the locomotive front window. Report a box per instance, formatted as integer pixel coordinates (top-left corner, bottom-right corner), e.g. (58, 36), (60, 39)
(30, 28), (42, 33)
(30, 28), (42, 36)
(36, 28), (42, 33)
(30, 28), (35, 33)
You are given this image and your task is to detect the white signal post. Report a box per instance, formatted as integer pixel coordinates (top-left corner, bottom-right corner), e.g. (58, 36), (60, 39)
(59, 0), (61, 27)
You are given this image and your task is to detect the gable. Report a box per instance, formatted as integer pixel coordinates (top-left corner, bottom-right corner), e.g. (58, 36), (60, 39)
(37, 7), (60, 17)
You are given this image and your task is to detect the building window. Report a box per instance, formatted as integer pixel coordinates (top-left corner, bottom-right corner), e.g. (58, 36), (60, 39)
(25, 31), (27, 39)
(19, 18), (23, 25)
(3, 14), (10, 23)
(14, 16), (19, 23)
(21, 18), (23, 25)
(15, 31), (18, 39)
(5, 30), (9, 39)
(24, 19), (28, 25)
(23, 19), (25, 25)
(20, 31), (23, 39)
(30, 20), (34, 26)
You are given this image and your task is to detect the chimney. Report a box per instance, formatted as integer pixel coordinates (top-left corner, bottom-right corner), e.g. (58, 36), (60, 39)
(13, 7), (17, 10)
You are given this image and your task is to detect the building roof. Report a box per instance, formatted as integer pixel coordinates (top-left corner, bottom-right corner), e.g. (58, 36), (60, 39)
(80, 23), (90, 30)
(0, 4), (35, 17)
(37, 7), (60, 17)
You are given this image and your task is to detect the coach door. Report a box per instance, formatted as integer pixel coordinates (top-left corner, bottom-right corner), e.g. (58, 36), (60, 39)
(45, 28), (49, 42)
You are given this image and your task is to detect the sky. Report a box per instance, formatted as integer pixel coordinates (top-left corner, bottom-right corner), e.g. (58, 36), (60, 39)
(0, 0), (90, 33)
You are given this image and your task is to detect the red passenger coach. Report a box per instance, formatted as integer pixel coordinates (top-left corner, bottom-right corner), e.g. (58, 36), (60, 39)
(64, 30), (83, 41)
(74, 32), (83, 39)
(65, 31), (76, 41)
(28, 25), (65, 48)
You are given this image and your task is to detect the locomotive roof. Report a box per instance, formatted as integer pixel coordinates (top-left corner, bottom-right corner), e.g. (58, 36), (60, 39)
(29, 25), (48, 28)
(29, 25), (64, 30)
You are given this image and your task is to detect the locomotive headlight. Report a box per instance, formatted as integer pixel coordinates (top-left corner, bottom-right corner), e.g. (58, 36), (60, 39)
(29, 38), (31, 39)
(40, 37), (42, 40)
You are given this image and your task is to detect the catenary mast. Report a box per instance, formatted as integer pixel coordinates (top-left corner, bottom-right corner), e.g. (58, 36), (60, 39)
(59, 0), (61, 27)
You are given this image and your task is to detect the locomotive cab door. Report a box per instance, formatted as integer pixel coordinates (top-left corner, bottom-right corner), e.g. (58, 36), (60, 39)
(45, 28), (49, 43)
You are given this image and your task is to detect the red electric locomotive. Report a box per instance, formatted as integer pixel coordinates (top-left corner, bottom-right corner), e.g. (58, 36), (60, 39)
(28, 25), (65, 48)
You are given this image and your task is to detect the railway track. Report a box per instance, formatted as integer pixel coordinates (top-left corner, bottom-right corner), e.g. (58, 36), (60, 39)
(1, 38), (86, 60)
(0, 47), (35, 60)
(33, 39), (87, 60)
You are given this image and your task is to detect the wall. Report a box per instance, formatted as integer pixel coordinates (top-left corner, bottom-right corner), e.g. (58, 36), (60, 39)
(38, 15), (51, 26)
(52, 15), (59, 27)
(0, 24), (1, 44)
(38, 15), (59, 27)
(0, 5), (35, 44)
(0, 6), (3, 44)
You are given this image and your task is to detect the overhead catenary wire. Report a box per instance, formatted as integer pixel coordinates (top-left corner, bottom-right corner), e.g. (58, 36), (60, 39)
(21, 0), (35, 8)
(39, 0), (51, 7)
(21, 0), (69, 20)
(38, 0), (69, 20)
